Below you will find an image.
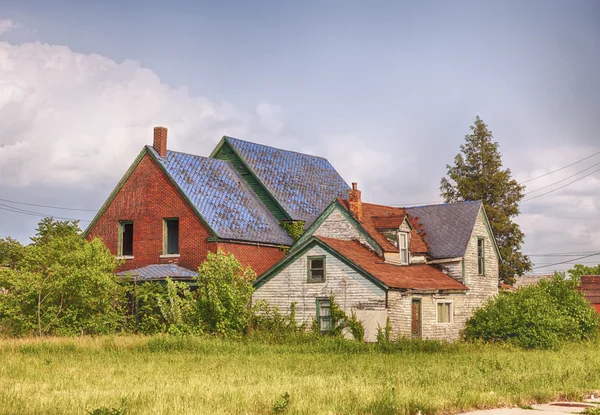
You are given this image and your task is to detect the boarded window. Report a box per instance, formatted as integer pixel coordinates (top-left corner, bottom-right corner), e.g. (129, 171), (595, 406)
(399, 232), (409, 265)
(119, 221), (133, 256)
(164, 219), (179, 255)
(437, 302), (452, 323)
(477, 237), (485, 275)
(411, 299), (421, 336)
(317, 299), (332, 332)
(308, 256), (325, 282)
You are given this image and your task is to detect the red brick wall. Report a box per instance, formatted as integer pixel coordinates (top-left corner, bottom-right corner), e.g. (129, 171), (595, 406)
(215, 242), (285, 276)
(87, 153), (212, 272)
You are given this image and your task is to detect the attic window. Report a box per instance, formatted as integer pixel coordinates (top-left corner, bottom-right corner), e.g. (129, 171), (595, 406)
(399, 232), (409, 265)
(119, 221), (133, 257)
(308, 256), (326, 282)
(477, 237), (485, 275)
(164, 218), (179, 255)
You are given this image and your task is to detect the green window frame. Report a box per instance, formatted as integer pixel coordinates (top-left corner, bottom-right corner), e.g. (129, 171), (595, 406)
(316, 298), (332, 332)
(163, 218), (180, 255)
(477, 237), (485, 275)
(307, 255), (326, 282)
(118, 220), (133, 257)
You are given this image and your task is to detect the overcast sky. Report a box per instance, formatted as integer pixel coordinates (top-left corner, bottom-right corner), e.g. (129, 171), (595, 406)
(1, 0), (599, 274)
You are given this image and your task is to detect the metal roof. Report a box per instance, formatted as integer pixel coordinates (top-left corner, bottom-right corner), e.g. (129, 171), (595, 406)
(117, 264), (197, 280)
(225, 137), (350, 225)
(149, 146), (293, 245)
(407, 200), (482, 259)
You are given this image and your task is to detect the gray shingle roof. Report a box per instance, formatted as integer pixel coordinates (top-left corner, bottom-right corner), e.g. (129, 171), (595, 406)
(117, 264), (197, 280)
(407, 200), (482, 259)
(225, 137), (350, 225)
(149, 146), (293, 245)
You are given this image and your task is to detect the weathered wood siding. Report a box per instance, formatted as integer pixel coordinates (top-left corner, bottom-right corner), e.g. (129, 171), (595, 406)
(253, 245), (386, 341)
(312, 207), (381, 255)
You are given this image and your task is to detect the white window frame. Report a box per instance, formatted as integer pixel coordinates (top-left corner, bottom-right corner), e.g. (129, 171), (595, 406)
(436, 300), (453, 324)
(398, 232), (409, 265)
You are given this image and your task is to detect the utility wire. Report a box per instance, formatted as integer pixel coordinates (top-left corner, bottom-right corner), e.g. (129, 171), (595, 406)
(0, 198), (97, 212)
(524, 160), (600, 195)
(532, 252), (600, 270)
(0, 204), (91, 222)
(520, 150), (600, 184)
(522, 167), (600, 203)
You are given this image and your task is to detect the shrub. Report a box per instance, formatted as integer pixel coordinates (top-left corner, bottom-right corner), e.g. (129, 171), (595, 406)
(156, 279), (199, 335)
(376, 317), (393, 344)
(346, 311), (365, 342)
(196, 250), (256, 335)
(250, 301), (302, 336)
(464, 273), (600, 349)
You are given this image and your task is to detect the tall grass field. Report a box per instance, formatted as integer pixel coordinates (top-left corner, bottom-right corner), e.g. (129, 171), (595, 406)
(0, 335), (599, 415)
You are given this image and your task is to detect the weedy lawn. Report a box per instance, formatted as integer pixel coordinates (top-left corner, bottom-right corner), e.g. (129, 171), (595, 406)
(0, 335), (598, 415)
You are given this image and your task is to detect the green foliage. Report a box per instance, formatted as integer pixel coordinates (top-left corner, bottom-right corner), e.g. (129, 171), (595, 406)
(568, 264), (600, 281)
(87, 400), (127, 415)
(249, 301), (303, 337)
(280, 221), (305, 243)
(464, 273), (600, 349)
(272, 392), (291, 414)
(346, 311), (365, 342)
(196, 250), (256, 335)
(0, 218), (126, 336)
(327, 296), (348, 336)
(130, 281), (167, 335)
(156, 279), (200, 335)
(440, 116), (531, 284)
(0, 237), (25, 269)
(376, 317), (393, 344)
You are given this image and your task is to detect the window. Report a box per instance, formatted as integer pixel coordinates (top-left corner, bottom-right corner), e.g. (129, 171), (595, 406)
(119, 221), (133, 257)
(163, 218), (179, 255)
(316, 298), (332, 332)
(477, 237), (485, 275)
(307, 256), (325, 282)
(399, 232), (409, 265)
(437, 301), (452, 323)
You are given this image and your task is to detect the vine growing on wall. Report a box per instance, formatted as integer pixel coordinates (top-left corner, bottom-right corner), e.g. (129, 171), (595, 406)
(280, 220), (305, 243)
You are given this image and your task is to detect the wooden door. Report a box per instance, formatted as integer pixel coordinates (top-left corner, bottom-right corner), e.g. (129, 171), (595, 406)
(411, 299), (421, 337)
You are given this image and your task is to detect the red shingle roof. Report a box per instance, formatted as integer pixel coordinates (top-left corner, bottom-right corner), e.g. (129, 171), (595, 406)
(316, 236), (467, 291)
(579, 275), (600, 304)
(337, 199), (429, 254)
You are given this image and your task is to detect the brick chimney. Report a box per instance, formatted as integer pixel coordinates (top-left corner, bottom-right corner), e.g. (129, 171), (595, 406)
(153, 126), (167, 157)
(348, 182), (363, 222)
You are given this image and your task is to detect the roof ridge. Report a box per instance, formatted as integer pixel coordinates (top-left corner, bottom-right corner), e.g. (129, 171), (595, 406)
(405, 200), (482, 209)
(225, 136), (330, 161)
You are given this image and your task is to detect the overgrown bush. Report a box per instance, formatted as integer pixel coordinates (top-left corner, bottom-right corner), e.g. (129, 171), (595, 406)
(196, 251), (256, 335)
(0, 218), (126, 336)
(346, 311), (365, 342)
(249, 301), (302, 336)
(464, 273), (600, 349)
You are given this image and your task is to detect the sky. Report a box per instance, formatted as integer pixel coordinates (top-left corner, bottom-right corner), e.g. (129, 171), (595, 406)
(0, 0), (599, 274)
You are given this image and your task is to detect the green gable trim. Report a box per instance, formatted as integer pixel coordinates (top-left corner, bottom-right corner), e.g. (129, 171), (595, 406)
(83, 147), (148, 237)
(211, 137), (290, 222)
(290, 199), (384, 256)
(479, 205), (502, 262)
(254, 236), (388, 291)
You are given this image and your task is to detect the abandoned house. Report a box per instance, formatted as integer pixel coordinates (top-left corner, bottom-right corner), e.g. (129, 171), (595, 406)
(84, 127), (349, 277)
(253, 184), (500, 341)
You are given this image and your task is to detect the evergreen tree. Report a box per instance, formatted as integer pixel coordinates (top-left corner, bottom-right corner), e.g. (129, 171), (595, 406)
(440, 116), (531, 284)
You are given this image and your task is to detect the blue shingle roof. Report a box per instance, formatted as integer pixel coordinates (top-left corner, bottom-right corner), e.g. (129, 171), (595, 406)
(407, 200), (482, 259)
(117, 264), (197, 280)
(149, 146), (293, 245)
(225, 137), (350, 225)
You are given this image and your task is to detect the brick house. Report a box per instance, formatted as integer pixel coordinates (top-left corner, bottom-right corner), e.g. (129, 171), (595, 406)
(84, 127), (349, 276)
(253, 184), (500, 341)
(578, 275), (600, 313)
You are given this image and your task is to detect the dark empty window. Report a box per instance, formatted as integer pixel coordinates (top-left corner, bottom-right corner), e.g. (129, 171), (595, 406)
(164, 219), (179, 255)
(308, 256), (325, 282)
(119, 221), (133, 257)
(317, 298), (332, 332)
(477, 237), (485, 275)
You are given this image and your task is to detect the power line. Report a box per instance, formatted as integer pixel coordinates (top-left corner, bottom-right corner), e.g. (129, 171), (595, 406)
(520, 150), (600, 184)
(0, 204), (91, 222)
(532, 252), (600, 270)
(0, 198), (97, 212)
(524, 160), (600, 195)
(521, 167), (600, 203)
(527, 251), (600, 257)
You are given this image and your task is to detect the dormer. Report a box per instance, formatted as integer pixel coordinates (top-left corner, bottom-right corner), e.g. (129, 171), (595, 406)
(372, 214), (413, 265)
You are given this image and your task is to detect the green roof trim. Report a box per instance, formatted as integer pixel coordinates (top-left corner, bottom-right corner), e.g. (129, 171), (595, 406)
(210, 137), (291, 222)
(290, 199), (384, 256)
(254, 236), (388, 291)
(479, 204), (502, 262)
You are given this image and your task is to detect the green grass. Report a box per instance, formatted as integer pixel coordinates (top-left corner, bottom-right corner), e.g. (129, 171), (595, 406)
(0, 335), (599, 415)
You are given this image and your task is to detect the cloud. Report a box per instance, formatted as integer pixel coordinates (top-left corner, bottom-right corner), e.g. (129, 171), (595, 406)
(0, 41), (284, 188)
(0, 19), (18, 35)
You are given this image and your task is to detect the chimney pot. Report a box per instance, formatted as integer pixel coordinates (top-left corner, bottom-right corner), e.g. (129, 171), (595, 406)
(348, 182), (363, 222)
(352, 182), (358, 190)
(153, 126), (168, 157)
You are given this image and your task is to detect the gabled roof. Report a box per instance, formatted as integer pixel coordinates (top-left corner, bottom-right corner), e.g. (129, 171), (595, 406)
(116, 264), (197, 280)
(256, 235), (467, 291)
(317, 237), (467, 291)
(337, 200), (429, 254)
(406, 201), (482, 259)
(219, 137), (350, 225)
(149, 146), (292, 245)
